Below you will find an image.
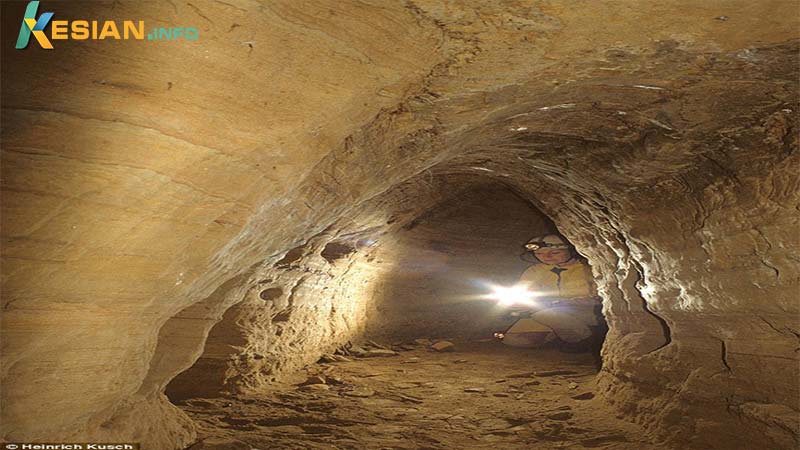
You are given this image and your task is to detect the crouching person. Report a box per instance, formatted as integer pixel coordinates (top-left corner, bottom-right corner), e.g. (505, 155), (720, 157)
(502, 234), (604, 353)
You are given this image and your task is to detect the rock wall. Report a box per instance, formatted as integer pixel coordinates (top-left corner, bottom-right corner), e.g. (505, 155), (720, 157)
(166, 232), (384, 401)
(1, 1), (444, 447)
(1, 1), (797, 449)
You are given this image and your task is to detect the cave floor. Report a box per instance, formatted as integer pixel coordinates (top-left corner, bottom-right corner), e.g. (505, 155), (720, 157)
(179, 341), (667, 450)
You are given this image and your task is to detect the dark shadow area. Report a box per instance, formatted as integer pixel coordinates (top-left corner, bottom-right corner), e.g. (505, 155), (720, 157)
(321, 242), (356, 263)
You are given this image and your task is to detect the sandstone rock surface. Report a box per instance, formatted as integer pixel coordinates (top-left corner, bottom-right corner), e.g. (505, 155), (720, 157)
(1, 1), (797, 449)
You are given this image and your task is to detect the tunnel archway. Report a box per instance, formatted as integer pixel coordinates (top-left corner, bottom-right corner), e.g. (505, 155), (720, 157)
(164, 178), (622, 449)
(364, 181), (560, 342)
(165, 180), (603, 393)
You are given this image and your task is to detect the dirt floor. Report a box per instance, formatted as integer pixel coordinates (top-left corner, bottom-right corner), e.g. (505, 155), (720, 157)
(179, 340), (667, 450)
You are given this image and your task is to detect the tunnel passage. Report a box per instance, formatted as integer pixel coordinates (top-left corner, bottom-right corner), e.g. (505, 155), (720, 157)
(364, 182), (563, 341)
(166, 181), (587, 398)
(165, 181), (625, 449)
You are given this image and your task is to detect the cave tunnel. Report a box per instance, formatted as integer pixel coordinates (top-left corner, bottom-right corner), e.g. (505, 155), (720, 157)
(1, 1), (798, 450)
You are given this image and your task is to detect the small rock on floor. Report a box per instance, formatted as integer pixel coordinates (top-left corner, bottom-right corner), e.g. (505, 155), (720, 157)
(318, 354), (338, 363)
(348, 346), (368, 357)
(344, 387), (376, 397)
(298, 384), (330, 392)
(187, 438), (252, 450)
(535, 369), (578, 377)
(547, 411), (573, 421)
(325, 375), (345, 385)
(507, 371), (536, 378)
(366, 340), (390, 349)
(463, 387), (486, 393)
(363, 349), (399, 357)
(319, 353), (351, 363)
(299, 375), (326, 386)
(430, 341), (455, 352)
(479, 417), (514, 430)
(572, 392), (595, 400)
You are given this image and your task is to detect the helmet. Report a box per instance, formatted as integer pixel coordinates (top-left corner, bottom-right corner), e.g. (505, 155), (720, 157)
(524, 234), (571, 251)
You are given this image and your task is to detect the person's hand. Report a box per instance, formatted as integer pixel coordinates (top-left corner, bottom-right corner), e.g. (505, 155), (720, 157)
(502, 309), (531, 320)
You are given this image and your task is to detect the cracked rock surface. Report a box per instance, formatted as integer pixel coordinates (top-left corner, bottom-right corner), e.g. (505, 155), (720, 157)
(181, 341), (659, 450)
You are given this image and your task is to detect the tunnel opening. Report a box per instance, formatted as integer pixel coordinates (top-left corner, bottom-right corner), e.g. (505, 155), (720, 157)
(363, 182), (608, 355)
(163, 182), (619, 449)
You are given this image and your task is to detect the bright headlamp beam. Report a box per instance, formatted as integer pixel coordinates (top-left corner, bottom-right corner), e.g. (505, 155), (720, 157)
(487, 284), (538, 307)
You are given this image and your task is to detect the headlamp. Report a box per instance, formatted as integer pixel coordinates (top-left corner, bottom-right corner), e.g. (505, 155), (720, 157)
(525, 242), (570, 251)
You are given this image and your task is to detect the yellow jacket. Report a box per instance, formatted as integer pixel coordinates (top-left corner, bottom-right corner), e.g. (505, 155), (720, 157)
(519, 260), (596, 300)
